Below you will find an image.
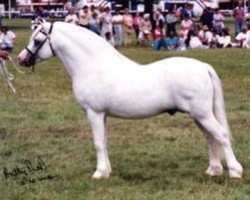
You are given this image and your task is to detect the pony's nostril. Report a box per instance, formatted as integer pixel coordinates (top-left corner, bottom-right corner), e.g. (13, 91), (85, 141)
(17, 57), (23, 65)
(17, 57), (21, 64)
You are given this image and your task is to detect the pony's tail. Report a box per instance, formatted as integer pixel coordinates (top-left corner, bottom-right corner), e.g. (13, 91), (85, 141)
(207, 66), (231, 136)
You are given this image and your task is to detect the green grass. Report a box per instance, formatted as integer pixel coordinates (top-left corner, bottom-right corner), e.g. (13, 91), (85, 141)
(0, 19), (249, 200)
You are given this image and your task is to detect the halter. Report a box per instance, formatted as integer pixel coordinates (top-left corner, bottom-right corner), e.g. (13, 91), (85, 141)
(24, 24), (55, 67)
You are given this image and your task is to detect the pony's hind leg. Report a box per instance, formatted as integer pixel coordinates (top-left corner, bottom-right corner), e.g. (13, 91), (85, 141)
(195, 114), (243, 178)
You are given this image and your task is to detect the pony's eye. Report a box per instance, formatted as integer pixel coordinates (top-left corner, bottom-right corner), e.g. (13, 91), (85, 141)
(34, 40), (41, 46)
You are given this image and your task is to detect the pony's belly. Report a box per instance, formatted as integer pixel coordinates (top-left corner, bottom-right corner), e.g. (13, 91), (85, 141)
(107, 110), (163, 119)
(106, 103), (173, 119)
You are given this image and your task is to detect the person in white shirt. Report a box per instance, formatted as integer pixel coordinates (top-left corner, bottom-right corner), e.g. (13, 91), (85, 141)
(213, 8), (224, 34)
(198, 25), (213, 45)
(242, 29), (250, 48)
(217, 28), (232, 48)
(0, 26), (15, 52)
(112, 9), (123, 47)
(209, 30), (220, 48)
(187, 30), (209, 49)
(139, 14), (152, 47)
(65, 8), (79, 25)
(100, 7), (113, 38)
(235, 26), (248, 47)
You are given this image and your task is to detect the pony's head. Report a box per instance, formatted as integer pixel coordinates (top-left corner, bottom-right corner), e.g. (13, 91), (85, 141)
(18, 20), (55, 67)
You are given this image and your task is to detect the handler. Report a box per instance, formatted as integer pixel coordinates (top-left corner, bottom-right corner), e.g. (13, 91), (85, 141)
(0, 50), (9, 59)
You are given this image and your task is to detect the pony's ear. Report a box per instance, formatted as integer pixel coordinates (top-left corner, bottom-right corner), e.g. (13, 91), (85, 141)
(31, 17), (47, 30)
(38, 18), (46, 24)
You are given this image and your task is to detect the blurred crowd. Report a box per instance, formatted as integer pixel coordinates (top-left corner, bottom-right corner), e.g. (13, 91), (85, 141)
(60, 2), (250, 51)
(2, 2), (250, 55)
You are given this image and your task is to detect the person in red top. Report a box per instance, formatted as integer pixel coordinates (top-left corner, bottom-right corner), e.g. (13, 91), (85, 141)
(152, 26), (164, 40)
(152, 26), (166, 51)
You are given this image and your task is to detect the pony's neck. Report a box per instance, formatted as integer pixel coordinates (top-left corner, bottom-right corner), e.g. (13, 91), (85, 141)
(52, 22), (132, 79)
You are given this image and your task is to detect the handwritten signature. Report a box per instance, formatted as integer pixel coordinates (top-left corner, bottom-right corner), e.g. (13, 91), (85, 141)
(2, 156), (59, 186)
(3, 157), (47, 178)
(17, 174), (59, 186)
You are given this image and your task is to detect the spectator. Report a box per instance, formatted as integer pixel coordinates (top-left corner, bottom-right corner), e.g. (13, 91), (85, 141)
(154, 7), (165, 23)
(100, 7), (113, 38)
(187, 3), (195, 21)
(197, 23), (203, 37)
(178, 32), (187, 51)
(79, 5), (91, 29)
(90, 5), (98, 16)
(244, 27), (250, 48)
(175, 5), (182, 18)
(32, 6), (50, 29)
(200, 8), (214, 29)
(0, 7), (4, 28)
(245, 7), (250, 30)
(64, 8), (79, 25)
(34, 6), (50, 21)
(152, 24), (164, 41)
(0, 26), (15, 52)
(139, 14), (152, 47)
(180, 14), (194, 40)
(180, 4), (189, 21)
(233, 2), (244, 37)
(152, 11), (164, 33)
(213, 8), (224, 34)
(152, 26), (166, 51)
(209, 29), (220, 48)
(89, 12), (100, 35)
(218, 28), (232, 48)
(165, 8), (178, 36)
(112, 9), (123, 47)
(133, 12), (142, 44)
(165, 31), (179, 50)
(123, 8), (134, 46)
(186, 30), (209, 49)
(199, 25), (213, 46)
(235, 26), (248, 47)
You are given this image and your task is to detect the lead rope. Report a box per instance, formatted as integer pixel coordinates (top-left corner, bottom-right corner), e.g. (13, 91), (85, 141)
(0, 56), (25, 93)
(8, 56), (25, 75)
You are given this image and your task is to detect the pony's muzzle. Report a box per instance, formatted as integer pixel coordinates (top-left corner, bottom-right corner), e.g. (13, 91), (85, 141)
(17, 56), (35, 67)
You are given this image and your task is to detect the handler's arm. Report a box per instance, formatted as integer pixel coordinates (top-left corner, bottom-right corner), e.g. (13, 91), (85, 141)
(0, 50), (9, 59)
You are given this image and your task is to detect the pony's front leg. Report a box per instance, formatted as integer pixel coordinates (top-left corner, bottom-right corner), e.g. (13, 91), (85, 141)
(87, 110), (111, 179)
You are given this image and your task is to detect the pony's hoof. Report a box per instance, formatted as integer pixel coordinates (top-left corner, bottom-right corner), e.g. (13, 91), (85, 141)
(206, 165), (223, 176)
(92, 170), (110, 179)
(229, 163), (243, 179)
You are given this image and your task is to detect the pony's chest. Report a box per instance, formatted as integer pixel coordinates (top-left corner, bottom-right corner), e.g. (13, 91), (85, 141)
(72, 81), (106, 110)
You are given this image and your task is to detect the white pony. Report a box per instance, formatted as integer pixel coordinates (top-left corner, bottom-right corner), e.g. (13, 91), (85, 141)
(18, 21), (243, 179)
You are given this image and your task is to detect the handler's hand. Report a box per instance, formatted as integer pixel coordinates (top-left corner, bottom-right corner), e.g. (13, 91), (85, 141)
(0, 51), (10, 60)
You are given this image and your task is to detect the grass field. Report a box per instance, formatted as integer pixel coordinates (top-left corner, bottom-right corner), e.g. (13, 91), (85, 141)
(0, 19), (249, 200)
